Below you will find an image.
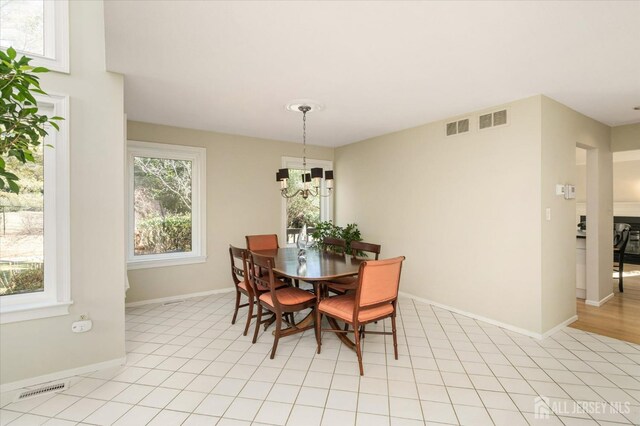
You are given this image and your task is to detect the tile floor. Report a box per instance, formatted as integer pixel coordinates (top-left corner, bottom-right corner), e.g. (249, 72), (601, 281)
(1, 291), (639, 425)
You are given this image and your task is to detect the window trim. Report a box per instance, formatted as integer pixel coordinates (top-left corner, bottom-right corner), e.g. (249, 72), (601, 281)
(126, 140), (207, 270)
(0, 0), (69, 73)
(281, 157), (334, 247)
(0, 93), (71, 324)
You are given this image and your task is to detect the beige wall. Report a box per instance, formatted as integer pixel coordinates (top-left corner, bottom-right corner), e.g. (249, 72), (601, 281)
(540, 96), (611, 329)
(0, 1), (126, 385)
(125, 122), (333, 303)
(612, 123), (640, 152)
(577, 159), (640, 203)
(335, 96), (544, 334)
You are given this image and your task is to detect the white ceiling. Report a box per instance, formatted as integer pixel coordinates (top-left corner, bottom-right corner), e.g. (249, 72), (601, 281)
(104, 1), (640, 147)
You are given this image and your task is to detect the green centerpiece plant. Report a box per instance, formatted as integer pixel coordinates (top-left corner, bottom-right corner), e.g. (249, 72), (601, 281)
(311, 221), (365, 256)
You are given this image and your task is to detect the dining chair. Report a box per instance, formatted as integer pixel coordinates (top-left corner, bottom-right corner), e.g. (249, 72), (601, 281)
(323, 237), (347, 254)
(326, 240), (382, 296)
(229, 245), (288, 336)
(350, 241), (381, 260)
(316, 256), (405, 375)
(246, 234), (279, 251)
(614, 223), (631, 292)
(249, 252), (317, 358)
(246, 233), (299, 286)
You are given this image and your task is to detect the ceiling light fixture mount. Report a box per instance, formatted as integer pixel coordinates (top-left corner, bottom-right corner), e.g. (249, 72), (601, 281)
(276, 103), (333, 200)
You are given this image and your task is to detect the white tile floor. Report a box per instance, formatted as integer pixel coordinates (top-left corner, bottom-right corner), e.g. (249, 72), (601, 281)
(1, 291), (639, 425)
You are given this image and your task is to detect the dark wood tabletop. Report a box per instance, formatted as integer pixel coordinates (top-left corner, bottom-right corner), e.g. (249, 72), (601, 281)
(252, 247), (362, 281)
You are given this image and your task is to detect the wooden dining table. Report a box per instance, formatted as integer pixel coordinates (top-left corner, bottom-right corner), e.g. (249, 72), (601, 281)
(252, 247), (363, 350)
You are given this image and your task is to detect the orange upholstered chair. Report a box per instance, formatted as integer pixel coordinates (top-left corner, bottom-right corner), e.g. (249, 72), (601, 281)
(250, 252), (317, 358)
(229, 245), (287, 336)
(317, 256), (405, 375)
(246, 234), (279, 251)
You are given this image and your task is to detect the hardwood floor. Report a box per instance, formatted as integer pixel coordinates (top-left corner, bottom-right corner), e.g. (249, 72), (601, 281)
(570, 264), (640, 344)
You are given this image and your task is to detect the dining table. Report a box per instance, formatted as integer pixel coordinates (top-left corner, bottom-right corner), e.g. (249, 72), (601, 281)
(252, 246), (363, 350)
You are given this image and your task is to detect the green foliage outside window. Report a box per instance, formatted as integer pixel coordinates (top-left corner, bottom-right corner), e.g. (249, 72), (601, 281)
(133, 157), (193, 255)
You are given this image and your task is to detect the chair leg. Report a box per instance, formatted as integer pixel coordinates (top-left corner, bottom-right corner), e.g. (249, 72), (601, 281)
(271, 313), (282, 359)
(391, 315), (399, 360)
(243, 295), (254, 336)
(619, 267), (624, 292)
(354, 325), (364, 375)
(316, 311), (322, 354)
(231, 290), (241, 325)
(252, 303), (263, 344)
(314, 308), (320, 352)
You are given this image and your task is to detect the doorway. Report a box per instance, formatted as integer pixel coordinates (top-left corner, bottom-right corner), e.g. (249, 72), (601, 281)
(570, 149), (640, 344)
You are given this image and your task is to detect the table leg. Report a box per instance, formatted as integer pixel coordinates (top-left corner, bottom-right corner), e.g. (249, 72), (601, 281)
(272, 307), (315, 335)
(326, 317), (356, 350)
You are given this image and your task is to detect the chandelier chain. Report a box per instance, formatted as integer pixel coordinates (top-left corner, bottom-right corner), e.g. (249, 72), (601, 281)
(302, 109), (307, 169)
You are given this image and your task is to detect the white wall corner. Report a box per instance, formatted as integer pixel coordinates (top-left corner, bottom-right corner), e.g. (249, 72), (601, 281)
(585, 292), (614, 307)
(541, 315), (578, 339)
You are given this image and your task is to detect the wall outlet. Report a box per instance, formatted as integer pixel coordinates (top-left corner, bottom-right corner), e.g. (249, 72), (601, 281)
(72, 319), (92, 333)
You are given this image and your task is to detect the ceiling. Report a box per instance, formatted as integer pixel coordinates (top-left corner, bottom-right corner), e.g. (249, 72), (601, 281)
(104, 1), (640, 147)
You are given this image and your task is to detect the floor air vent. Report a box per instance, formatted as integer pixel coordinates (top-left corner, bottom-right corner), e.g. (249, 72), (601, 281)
(16, 381), (69, 401)
(446, 118), (470, 136)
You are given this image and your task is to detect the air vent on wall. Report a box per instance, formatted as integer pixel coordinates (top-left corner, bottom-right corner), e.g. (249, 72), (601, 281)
(16, 381), (69, 401)
(446, 118), (470, 136)
(479, 109), (508, 130)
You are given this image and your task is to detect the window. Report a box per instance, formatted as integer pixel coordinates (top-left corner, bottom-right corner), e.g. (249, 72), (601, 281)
(0, 0), (69, 73)
(127, 141), (206, 269)
(281, 157), (333, 245)
(0, 95), (70, 324)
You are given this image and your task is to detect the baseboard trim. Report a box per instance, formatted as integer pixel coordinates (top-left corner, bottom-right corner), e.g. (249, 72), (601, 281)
(575, 288), (586, 299)
(0, 356), (126, 394)
(399, 291), (577, 340)
(585, 292), (614, 307)
(541, 315), (578, 339)
(125, 287), (235, 308)
(398, 291), (545, 339)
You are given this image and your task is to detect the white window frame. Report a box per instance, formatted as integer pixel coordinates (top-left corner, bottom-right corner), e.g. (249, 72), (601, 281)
(281, 157), (333, 247)
(0, 0), (69, 73)
(0, 94), (71, 324)
(127, 141), (207, 269)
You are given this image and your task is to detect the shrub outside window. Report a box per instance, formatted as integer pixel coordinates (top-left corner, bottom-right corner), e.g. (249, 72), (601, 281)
(127, 141), (206, 269)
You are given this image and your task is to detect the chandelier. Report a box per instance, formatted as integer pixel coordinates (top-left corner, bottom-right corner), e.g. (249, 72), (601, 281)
(276, 105), (333, 199)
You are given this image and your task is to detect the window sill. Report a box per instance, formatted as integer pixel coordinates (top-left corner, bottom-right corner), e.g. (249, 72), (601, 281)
(0, 300), (73, 324)
(127, 255), (207, 270)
